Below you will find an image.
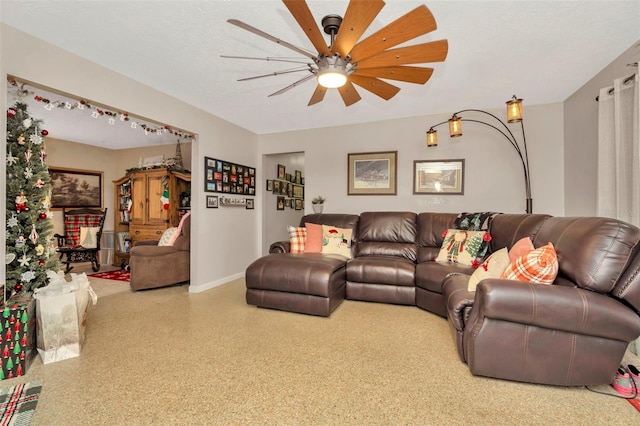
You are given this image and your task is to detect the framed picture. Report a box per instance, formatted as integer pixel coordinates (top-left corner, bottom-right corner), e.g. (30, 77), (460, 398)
(205, 156), (256, 195)
(295, 199), (302, 210)
(276, 196), (285, 210)
(206, 195), (219, 208)
(347, 151), (397, 195)
(266, 179), (273, 191)
(295, 170), (302, 184)
(277, 164), (285, 180)
(245, 198), (254, 210)
(293, 185), (304, 199)
(49, 167), (103, 209)
(413, 159), (465, 195)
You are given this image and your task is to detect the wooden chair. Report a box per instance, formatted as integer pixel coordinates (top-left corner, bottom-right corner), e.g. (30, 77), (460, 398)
(54, 208), (107, 274)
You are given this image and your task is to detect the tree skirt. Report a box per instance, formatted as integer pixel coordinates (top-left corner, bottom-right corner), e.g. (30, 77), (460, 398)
(88, 270), (130, 282)
(0, 381), (42, 425)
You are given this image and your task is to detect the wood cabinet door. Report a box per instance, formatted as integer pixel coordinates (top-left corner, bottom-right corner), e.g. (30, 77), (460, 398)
(129, 174), (146, 225)
(146, 172), (170, 225)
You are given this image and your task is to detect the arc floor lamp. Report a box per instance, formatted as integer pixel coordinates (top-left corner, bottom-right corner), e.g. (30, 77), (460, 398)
(426, 96), (532, 213)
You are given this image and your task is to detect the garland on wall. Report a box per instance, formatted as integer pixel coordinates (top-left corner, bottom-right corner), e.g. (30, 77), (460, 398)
(7, 77), (195, 140)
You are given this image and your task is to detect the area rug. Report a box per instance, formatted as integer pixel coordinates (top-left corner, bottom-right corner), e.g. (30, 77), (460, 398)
(0, 381), (42, 425)
(88, 269), (130, 282)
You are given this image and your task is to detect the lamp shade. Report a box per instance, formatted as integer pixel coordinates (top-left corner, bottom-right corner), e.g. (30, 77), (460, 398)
(317, 69), (347, 88)
(506, 96), (523, 123)
(448, 116), (462, 137)
(426, 129), (438, 147)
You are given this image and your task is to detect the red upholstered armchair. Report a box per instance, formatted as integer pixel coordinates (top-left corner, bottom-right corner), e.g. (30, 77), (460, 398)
(54, 208), (107, 274)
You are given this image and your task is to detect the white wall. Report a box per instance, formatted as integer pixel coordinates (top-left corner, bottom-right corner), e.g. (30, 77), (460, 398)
(258, 102), (565, 218)
(564, 40), (640, 216)
(1, 24), (258, 293)
(261, 152), (305, 255)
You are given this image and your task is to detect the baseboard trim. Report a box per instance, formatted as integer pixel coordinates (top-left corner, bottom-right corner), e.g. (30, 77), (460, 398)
(188, 271), (244, 293)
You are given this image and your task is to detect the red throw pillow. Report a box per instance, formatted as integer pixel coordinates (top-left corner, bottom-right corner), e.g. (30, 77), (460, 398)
(508, 236), (535, 262)
(304, 223), (323, 253)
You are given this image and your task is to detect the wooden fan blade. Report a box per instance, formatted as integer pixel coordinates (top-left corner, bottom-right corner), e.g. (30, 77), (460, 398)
(349, 5), (437, 63)
(268, 74), (316, 97)
(337, 81), (362, 106)
(308, 85), (327, 106)
(349, 75), (400, 100)
(332, 0), (385, 59)
(353, 66), (433, 84)
(227, 19), (316, 59)
(283, 0), (332, 56)
(355, 40), (448, 69)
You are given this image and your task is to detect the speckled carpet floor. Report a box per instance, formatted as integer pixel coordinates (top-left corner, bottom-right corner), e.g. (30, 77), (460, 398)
(3, 273), (639, 425)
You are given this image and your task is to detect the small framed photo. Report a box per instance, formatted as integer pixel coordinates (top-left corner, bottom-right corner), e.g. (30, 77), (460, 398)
(266, 180), (273, 191)
(273, 180), (281, 194)
(277, 164), (285, 180)
(276, 196), (285, 210)
(206, 195), (219, 208)
(413, 159), (465, 195)
(295, 199), (302, 210)
(246, 198), (254, 210)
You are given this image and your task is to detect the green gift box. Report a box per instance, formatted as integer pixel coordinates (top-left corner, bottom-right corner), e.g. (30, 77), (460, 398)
(0, 294), (36, 380)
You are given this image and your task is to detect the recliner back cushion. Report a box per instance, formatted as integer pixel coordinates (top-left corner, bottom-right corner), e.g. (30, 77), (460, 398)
(355, 212), (417, 261)
(488, 214), (550, 253)
(533, 217), (640, 293)
(416, 213), (458, 263)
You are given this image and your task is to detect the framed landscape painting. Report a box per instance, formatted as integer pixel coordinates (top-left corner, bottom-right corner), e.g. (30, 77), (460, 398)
(347, 151), (397, 195)
(49, 167), (103, 209)
(413, 159), (464, 195)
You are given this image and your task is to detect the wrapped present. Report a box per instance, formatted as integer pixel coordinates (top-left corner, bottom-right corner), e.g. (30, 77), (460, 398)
(0, 293), (36, 380)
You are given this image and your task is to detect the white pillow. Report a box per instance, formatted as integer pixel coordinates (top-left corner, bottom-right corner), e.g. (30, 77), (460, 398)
(467, 248), (510, 291)
(158, 227), (178, 246)
(79, 226), (100, 249)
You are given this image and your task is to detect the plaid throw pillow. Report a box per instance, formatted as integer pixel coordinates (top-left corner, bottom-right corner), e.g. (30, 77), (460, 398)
(502, 242), (558, 285)
(287, 226), (307, 253)
(64, 214), (103, 247)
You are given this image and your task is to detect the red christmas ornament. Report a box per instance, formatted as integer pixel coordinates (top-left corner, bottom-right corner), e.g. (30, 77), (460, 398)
(39, 212), (47, 220)
(14, 284), (22, 292)
(39, 261), (45, 266)
(7, 108), (16, 117)
(41, 129), (49, 136)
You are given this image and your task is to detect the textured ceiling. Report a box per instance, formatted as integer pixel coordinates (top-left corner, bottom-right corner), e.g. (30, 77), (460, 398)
(2, 1), (639, 149)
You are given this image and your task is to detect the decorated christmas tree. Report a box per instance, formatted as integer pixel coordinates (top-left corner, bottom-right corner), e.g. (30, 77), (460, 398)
(5, 102), (59, 299)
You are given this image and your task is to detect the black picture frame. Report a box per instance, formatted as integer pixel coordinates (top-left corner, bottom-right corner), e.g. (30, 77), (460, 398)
(206, 195), (218, 208)
(266, 179), (273, 191)
(245, 198), (254, 210)
(204, 156), (256, 196)
(277, 164), (285, 180)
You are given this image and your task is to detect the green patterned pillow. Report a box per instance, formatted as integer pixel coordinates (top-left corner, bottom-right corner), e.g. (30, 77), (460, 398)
(435, 229), (492, 268)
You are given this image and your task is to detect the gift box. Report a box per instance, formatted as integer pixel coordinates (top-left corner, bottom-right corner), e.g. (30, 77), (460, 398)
(0, 293), (36, 380)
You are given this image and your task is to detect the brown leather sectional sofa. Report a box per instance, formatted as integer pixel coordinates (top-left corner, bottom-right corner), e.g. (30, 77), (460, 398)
(245, 211), (640, 386)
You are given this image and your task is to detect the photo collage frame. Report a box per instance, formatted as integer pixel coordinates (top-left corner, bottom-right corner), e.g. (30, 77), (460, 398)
(266, 164), (304, 211)
(204, 156), (256, 196)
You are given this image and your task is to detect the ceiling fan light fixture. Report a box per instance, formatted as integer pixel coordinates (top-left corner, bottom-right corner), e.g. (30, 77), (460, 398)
(317, 56), (348, 88)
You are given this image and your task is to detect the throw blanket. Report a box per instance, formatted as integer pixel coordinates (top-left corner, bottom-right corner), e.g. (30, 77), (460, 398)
(0, 381), (42, 425)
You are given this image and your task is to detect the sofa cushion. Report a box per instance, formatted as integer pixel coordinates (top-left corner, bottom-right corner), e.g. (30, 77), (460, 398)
(355, 212), (417, 261)
(287, 225), (307, 253)
(416, 213), (459, 263)
(415, 261), (475, 293)
(435, 229), (491, 268)
(304, 223), (323, 253)
(321, 225), (352, 258)
(488, 214), (550, 254)
(347, 256), (415, 286)
(502, 242), (558, 285)
(468, 248), (510, 291)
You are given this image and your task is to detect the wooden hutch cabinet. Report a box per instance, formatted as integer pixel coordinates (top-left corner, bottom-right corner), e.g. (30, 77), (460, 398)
(113, 168), (190, 267)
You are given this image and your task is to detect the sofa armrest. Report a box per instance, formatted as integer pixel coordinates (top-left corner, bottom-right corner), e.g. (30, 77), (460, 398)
(473, 279), (640, 342)
(269, 240), (290, 254)
(443, 273), (475, 332)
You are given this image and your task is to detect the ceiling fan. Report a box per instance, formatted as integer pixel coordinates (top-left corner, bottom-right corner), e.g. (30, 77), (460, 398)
(222, 0), (448, 107)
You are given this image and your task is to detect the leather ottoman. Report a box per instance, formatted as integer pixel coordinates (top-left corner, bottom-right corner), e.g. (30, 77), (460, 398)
(245, 253), (348, 317)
